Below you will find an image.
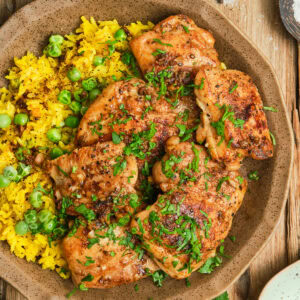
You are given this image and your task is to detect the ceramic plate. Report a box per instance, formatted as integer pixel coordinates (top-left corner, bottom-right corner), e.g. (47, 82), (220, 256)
(259, 260), (300, 300)
(0, 0), (294, 299)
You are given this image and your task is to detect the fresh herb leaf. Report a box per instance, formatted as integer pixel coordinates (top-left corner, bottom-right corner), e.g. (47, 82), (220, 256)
(153, 38), (173, 47)
(229, 82), (238, 94)
(183, 25), (190, 33)
(152, 49), (167, 56)
(263, 106), (278, 112)
(236, 176), (244, 185)
(74, 204), (96, 221)
(213, 291), (229, 300)
(248, 170), (259, 181)
(269, 131), (276, 145)
(216, 176), (230, 191)
(198, 256), (222, 274)
(112, 131), (122, 144)
(176, 124), (186, 137)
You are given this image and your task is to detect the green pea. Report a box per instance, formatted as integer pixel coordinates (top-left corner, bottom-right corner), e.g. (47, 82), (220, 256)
(38, 209), (52, 224)
(74, 89), (88, 102)
(3, 166), (17, 181)
(47, 128), (61, 143)
(82, 78), (98, 91)
(29, 191), (43, 208)
(14, 113), (29, 126)
(43, 219), (56, 233)
(69, 101), (81, 113)
(46, 43), (62, 58)
(58, 90), (72, 105)
(93, 56), (105, 66)
(65, 116), (79, 128)
(0, 175), (10, 188)
(0, 114), (11, 128)
(50, 147), (64, 159)
(114, 28), (127, 41)
(67, 67), (81, 82)
(49, 35), (64, 45)
(15, 221), (28, 235)
(24, 209), (37, 224)
(89, 88), (101, 101)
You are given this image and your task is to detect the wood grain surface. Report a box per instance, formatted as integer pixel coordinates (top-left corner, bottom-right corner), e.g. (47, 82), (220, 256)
(0, 0), (299, 299)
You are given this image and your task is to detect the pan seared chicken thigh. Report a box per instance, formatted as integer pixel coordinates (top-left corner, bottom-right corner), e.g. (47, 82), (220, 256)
(131, 136), (247, 279)
(63, 223), (158, 288)
(47, 141), (139, 221)
(130, 14), (220, 77)
(195, 67), (273, 170)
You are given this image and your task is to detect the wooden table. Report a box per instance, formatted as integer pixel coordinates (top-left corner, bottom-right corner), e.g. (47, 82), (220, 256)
(0, 0), (299, 299)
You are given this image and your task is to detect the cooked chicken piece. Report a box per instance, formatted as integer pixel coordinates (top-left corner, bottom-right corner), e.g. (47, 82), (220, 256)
(47, 141), (140, 221)
(131, 136), (247, 279)
(63, 223), (158, 288)
(130, 15), (220, 79)
(76, 78), (200, 169)
(195, 67), (273, 170)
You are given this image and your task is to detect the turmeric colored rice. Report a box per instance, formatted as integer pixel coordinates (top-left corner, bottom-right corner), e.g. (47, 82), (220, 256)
(0, 17), (153, 278)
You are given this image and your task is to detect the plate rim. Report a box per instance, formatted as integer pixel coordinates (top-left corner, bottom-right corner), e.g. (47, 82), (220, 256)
(0, 0), (295, 299)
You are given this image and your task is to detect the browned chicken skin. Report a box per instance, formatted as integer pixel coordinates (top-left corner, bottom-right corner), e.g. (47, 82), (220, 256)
(130, 15), (220, 78)
(76, 78), (200, 170)
(63, 223), (158, 288)
(131, 136), (247, 279)
(47, 141), (139, 221)
(195, 67), (273, 170)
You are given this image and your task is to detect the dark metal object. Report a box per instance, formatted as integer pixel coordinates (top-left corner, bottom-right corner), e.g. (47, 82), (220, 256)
(279, 0), (300, 41)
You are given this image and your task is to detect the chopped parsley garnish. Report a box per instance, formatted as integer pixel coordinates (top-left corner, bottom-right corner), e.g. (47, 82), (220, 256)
(74, 204), (96, 221)
(185, 278), (191, 287)
(263, 106), (278, 112)
(233, 118), (245, 128)
(229, 235), (236, 242)
(87, 237), (99, 249)
(216, 176), (230, 192)
(141, 106), (153, 120)
(229, 82), (238, 94)
(248, 170), (259, 181)
(211, 104), (244, 145)
(134, 284), (139, 292)
(72, 166), (77, 173)
(269, 131), (276, 145)
(121, 51), (140, 77)
(191, 143), (201, 172)
(183, 25), (190, 33)
(176, 124), (186, 137)
(57, 165), (69, 177)
(162, 154), (183, 178)
(199, 77), (205, 90)
(152, 38), (173, 47)
(91, 194), (98, 202)
(113, 156), (127, 176)
(213, 291), (229, 300)
(152, 49), (167, 56)
(227, 138), (233, 148)
(198, 256), (222, 274)
(84, 256), (95, 266)
(236, 176), (244, 185)
(146, 269), (168, 287)
(112, 131), (122, 144)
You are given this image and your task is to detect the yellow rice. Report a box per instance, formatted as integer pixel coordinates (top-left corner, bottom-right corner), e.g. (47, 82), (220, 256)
(0, 17), (153, 278)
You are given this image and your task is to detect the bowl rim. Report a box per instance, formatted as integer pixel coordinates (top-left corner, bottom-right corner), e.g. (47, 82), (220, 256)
(258, 260), (300, 300)
(0, 0), (295, 299)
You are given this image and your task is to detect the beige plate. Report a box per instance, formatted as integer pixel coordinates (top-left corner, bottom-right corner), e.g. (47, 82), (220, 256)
(0, 0), (294, 299)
